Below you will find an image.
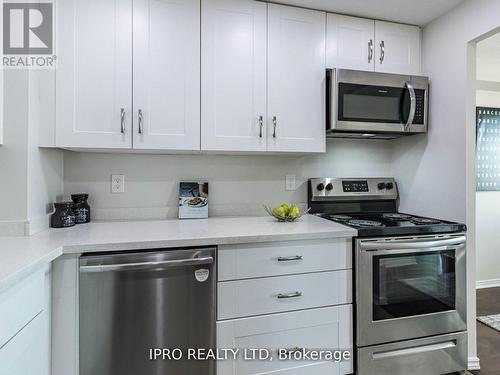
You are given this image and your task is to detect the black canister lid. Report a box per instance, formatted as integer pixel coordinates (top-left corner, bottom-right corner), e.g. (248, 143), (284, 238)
(54, 201), (74, 208)
(71, 193), (89, 201)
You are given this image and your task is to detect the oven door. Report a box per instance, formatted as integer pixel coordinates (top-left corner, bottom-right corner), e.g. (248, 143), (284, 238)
(328, 69), (428, 135)
(356, 234), (466, 347)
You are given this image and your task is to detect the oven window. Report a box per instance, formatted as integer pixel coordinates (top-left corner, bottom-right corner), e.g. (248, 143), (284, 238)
(372, 250), (456, 321)
(338, 83), (410, 123)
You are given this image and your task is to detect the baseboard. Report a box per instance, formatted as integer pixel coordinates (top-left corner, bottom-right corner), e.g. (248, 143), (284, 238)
(468, 356), (480, 371)
(25, 214), (51, 235)
(477, 278), (500, 289)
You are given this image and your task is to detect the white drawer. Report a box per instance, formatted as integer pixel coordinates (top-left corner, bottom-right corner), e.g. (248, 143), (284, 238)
(218, 238), (352, 281)
(218, 270), (351, 320)
(0, 269), (45, 347)
(217, 305), (353, 375)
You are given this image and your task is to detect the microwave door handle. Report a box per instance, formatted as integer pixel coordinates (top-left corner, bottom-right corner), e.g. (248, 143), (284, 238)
(404, 81), (416, 132)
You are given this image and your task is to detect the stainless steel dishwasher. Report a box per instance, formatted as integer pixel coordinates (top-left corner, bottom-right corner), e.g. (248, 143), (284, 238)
(79, 247), (216, 375)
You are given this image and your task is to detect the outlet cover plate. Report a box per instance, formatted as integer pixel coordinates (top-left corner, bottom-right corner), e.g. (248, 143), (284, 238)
(285, 175), (296, 191)
(111, 174), (125, 193)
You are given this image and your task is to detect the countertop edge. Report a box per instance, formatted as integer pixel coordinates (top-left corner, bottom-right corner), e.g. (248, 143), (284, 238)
(0, 216), (357, 291)
(63, 230), (356, 254)
(0, 246), (63, 293)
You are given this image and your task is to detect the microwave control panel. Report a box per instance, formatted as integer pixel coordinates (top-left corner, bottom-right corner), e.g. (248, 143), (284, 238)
(413, 89), (426, 125)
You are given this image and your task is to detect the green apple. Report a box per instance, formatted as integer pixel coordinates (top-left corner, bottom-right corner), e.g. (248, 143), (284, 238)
(273, 206), (287, 218)
(279, 204), (290, 216)
(289, 205), (300, 219)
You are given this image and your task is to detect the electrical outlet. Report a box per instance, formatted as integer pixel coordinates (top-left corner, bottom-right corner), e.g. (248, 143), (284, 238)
(111, 174), (125, 193)
(285, 175), (296, 191)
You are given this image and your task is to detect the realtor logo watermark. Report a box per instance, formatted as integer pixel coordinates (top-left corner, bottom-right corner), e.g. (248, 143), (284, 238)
(2, 1), (56, 68)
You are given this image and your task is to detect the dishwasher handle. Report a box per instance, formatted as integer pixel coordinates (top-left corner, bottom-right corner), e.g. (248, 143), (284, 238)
(80, 256), (214, 273)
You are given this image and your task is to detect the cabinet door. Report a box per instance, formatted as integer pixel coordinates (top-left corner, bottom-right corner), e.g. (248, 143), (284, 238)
(217, 305), (353, 375)
(374, 21), (421, 75)
(133, 0), (200, 150)
(267, 5), (326, 153)
(56, 0), (132, 148)
(201, 0), (267, 152)
(0, 312), (50, 375)
(327, 14), (375, 71)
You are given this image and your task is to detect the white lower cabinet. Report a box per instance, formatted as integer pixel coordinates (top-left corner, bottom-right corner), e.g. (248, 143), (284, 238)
(0, 266), (51, 375)
(216, 239), (354, 374)
(217, 305), (353, 375)
(0, 311), (50, 375)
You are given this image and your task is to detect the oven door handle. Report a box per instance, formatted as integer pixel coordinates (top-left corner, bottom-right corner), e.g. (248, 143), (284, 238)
(360, 236), (466, 251)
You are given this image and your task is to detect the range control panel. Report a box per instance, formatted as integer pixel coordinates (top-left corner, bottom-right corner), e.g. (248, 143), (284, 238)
(309, 177), (398, 201)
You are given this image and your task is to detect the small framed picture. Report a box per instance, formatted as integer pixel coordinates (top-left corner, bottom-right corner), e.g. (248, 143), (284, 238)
(179, 182), (209, 219)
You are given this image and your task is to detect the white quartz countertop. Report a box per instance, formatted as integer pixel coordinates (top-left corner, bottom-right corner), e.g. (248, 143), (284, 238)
(0, 215), (355, 291)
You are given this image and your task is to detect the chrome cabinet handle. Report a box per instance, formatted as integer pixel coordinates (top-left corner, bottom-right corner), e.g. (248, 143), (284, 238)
(138, 109), (144, 134)
(120, 108), (125, 133)
(259, 115), (263, 138)
(272, 116), (277, 138)
(277, 291), (302, 299)
(404, 81), (416, 132)
(277, 255), (303, 262)
(368, 39), (373, 63)
(379, 40), (385, 63)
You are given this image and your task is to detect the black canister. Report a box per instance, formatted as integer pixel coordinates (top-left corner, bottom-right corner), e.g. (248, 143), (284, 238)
(51, 202), (76, 228)
(71, 193), (91, 224)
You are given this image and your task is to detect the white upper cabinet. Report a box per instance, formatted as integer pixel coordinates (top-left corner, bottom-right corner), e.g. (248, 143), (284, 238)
(201, 0), (267, 152)
(267, 4), (326, 153)
(133, 0), (200, 151)
(56, 0), (133, 149)
(326, 15), (421, 75)
(327, 14), (375, 71)
(374, 21), (421, 75)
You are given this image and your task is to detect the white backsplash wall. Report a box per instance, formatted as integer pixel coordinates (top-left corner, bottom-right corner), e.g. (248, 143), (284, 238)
(63, 139), (392, 220)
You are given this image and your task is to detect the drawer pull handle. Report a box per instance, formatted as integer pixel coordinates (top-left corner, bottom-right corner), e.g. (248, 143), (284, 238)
(277, 291), (302, 299)
(277, 255), (303, 262)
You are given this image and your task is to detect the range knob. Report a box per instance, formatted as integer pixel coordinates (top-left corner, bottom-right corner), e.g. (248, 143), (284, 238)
(317, 183), (325, 191)
(325, 183), (333, 191)
(386, 182), (394, 190)
(377, 182), (386, 190)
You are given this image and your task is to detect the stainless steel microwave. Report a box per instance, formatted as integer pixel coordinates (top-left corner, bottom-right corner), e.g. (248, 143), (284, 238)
(326, 69), (429, 139)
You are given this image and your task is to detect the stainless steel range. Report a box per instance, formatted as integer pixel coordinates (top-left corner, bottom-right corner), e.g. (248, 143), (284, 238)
(308, 177), (467, 375)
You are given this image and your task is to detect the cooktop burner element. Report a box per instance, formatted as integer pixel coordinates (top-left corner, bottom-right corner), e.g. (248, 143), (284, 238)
(308, 177), (467, 237)
(329, 215), (352, 221)
(348, 219), (384, 228)
(382, 213), (412, 221)
(411, 217), (441, 225)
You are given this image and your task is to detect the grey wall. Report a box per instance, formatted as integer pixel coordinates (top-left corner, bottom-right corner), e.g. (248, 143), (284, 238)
(475, 41), (500, 285)
(63, 139), (393, 220)
(392, 0), (500, 366)
(0, 71), (29, 224)
(0, 70), (64, 236)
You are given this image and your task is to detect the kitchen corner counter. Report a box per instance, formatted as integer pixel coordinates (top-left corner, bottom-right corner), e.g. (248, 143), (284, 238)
(0, 215), (356, 291)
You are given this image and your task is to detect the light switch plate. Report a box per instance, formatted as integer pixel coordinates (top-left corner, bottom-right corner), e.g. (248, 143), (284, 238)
(285, 175), (296, 191)
(111, 174), (125, 193)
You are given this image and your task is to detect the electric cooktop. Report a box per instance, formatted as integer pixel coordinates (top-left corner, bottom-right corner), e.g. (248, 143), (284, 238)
(308, 177), (466, 238)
